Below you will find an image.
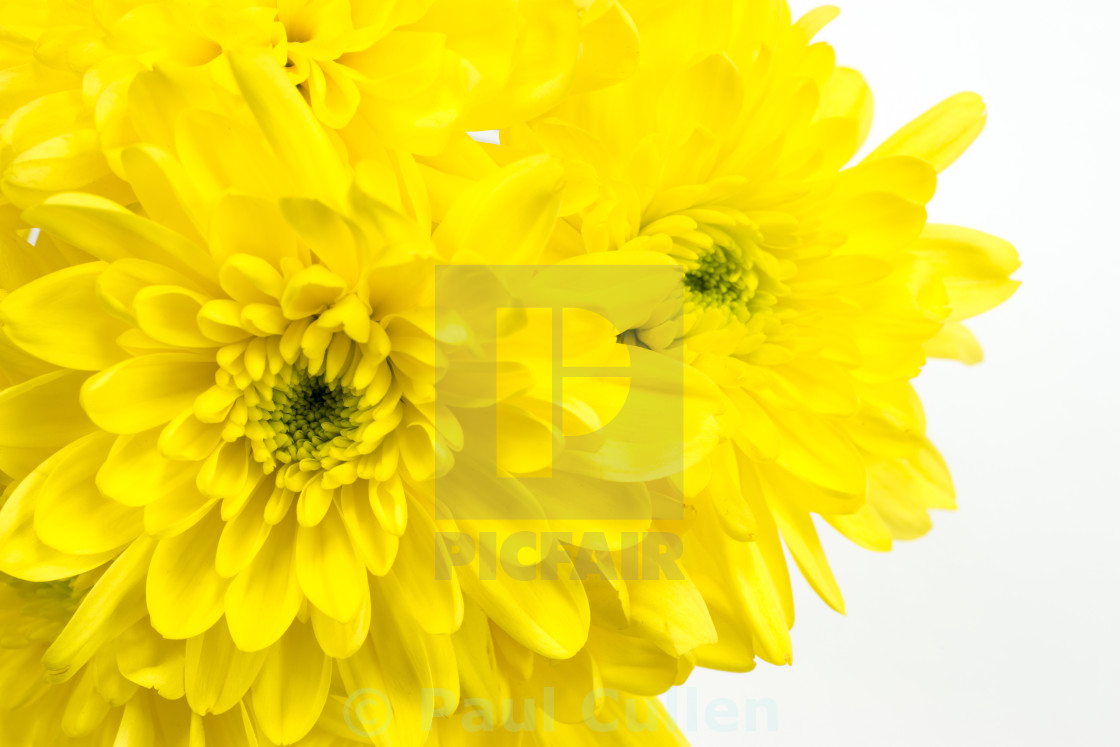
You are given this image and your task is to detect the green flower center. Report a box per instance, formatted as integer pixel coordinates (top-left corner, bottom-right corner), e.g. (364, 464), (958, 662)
(266, 369), (360, 463)
(684, 242), (759, 316)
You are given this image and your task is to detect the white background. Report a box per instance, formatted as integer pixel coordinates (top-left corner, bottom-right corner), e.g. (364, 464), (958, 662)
(668, 0), (1120, 744)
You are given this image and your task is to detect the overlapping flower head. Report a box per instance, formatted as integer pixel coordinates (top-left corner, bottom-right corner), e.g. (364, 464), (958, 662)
(0, 0), (639, 207)
(0, 0), (1017, 745)
(0, 2), (704, 743)
(492, 0), (1020, 668)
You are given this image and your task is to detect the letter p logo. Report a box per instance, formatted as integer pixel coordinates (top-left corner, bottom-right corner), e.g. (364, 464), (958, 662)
(434, 264), (689, 523)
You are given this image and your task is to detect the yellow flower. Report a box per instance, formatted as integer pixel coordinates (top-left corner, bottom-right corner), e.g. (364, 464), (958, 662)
(0, 0), (641, 212)
(0, 42), (717, 743)
(464, 0), (1021, 669)
(0, 560), (254, 745)
(0, 0), (1023, 742)
(0, 563), (688, 745)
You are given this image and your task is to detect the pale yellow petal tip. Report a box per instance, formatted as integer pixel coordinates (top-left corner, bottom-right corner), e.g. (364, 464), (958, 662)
(924, 322), (984, 365)
(947, 91), (986, 108)
(795, 5), (841, 40)
(867, 91), (989, 172)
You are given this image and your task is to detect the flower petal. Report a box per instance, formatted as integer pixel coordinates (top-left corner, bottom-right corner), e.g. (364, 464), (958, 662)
(147, 506), (229, 639)
(432, 155), (564, 264)
(225, 517), (302, 652)
(42, 537), (154, 682)
(185, 621), (267, 716)
(81, 353), (216, 434)
(0, 262), (129, 370)
(0, 369), (96, 479)
(865, 92), (987, 172)
(295, 505), (367, 623)
(251, 621), (331, 745)
(33, 432), (144, 555)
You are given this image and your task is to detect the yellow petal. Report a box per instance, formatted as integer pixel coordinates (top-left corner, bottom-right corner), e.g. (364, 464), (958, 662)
(826, 502), (893, 552)
(81, 353), (216, 434)
(32, 432), (143, 555)
(209, 194), (298, 265)
(819, 66), (874, 150)
(432, 154), (564, 264)
(338, 579), (438, 747)
(457, 547), (590, 659)
(215, 482), (272, 578)
(119, 144), (207, 246)
(704, 440), (756, 541)
(0, 369), (96, 479)
(686, 482), (792, 669)
(0, 262), (129, 369)
(42, 537), (154, 682)
(143, 487), (218, 540)
(280, 265), (348, 320)
(3, 130), (110, 203)
(450, 601), (502, 705)
(822, 191), (926, 254)
(388, 500), (463, 635)
(185, 621), (267, 716)
(309, 581), (371, 659)
(159, 410), (224, 461)
(768, 406), (867, 494)
(147, 507), (229, 639)
(295, 505), (367, 623)
(770, 500), (845, 613)
(60, 666), (113, 736)
(251, 621), (332, 745)
(924, 322), (983, 364)
(280, 197), (362, 281)
(569, 0), (640, 94)
(97, 429), (199, 507)
(0, 449), (121, 581)
(226, 46), (348, 202)
(914, 224), (1020, 321)
(306, 58), (360, 129)
(115, 626), (187, 700)
(24, 192), (217, 289)
(657, 52), (744, 145)
(225, 517), (302, 651)
(865, 92), (987, 172)
(338, 482), (399, 574)
(836, 155), (937, 205)
(219, 254), (285, 304)
(626, 569), (718, 656)
(197, 439), (259, 510)
(133, 285), (216, 348)
(526, 647), (601, 723)
(585, 626), (680, 697)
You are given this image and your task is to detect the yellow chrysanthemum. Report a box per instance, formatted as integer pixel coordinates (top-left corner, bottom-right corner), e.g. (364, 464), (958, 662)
(0, 559), (256, 745)
(0, 34), (719, 743)
(0, 0), (640, 212)
(0, 562), (689, 746)
(440, 0), (1021, 669)
(0, 0), (1021, 743)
